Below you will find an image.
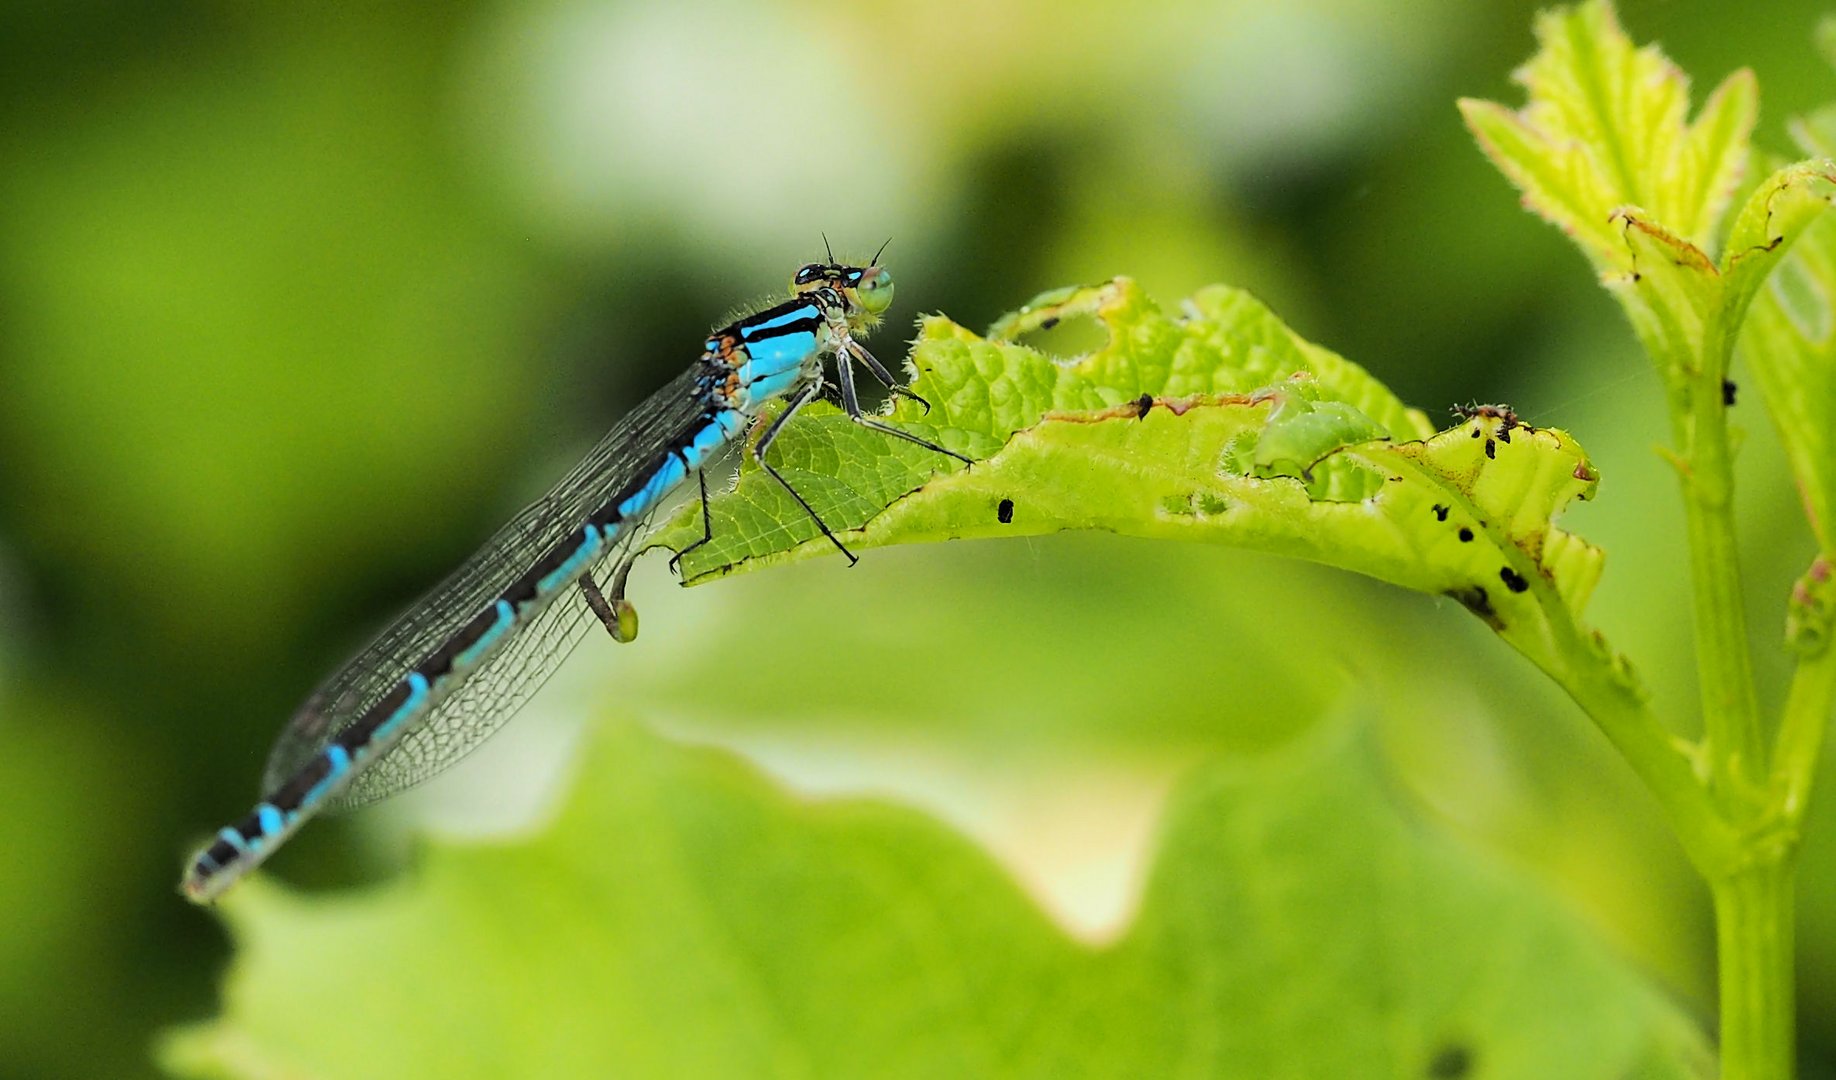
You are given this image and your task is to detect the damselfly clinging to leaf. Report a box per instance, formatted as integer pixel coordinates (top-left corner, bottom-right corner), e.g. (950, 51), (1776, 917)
(182, 254), (970, 903)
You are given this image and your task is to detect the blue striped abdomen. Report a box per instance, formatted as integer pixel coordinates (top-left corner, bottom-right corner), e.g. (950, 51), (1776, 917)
(181, 410), (748, 902)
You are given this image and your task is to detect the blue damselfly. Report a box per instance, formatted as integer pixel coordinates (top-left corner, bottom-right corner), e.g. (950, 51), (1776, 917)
(182, 256), (967, 903)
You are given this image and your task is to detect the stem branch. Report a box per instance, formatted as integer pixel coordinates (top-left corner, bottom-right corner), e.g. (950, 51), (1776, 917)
(1775, 643), (1836, 827)
(1559, 652), (1737, 874)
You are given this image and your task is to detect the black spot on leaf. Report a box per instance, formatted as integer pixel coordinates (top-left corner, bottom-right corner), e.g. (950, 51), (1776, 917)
(1446, 585), (1501, 630)
(1426, 1043), (1474, 1078)
(1500, 566), (1530, 593)
(1458, 527), (1474, 542)
(997, 498), (1015, 524)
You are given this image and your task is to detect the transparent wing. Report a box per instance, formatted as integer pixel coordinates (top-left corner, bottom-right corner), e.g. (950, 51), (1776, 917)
(260, 363), (718, 797)
(329, 545), (609, 808)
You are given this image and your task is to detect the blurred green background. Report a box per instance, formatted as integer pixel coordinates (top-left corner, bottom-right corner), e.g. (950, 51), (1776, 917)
(3, 0), (1835, 1075)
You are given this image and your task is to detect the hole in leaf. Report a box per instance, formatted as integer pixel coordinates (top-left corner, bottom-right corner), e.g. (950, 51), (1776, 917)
(1012, 312), (1109, 362)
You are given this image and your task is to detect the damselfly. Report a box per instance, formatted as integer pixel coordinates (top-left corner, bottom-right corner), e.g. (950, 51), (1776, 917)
(182, 255), (968, 903)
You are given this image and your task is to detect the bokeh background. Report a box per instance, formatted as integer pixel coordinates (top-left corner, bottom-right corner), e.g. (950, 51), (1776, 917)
(3, 0), (1835, 1075)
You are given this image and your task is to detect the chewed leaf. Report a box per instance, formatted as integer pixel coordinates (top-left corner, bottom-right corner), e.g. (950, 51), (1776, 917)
(163, 721), (1712, 1079)
(884, 399), (1608, 687)
(1249, 384), (1391, 490)
(646, 278), (1430, 571)
(1458, 0), (1754, 272)
(1594, 166), (1836, 389)
(647, 280), (1622, 699)
(1722, 160), (1836, 319)
(1602, 209), (1724, 380)
(1357, 412), (1605, 633)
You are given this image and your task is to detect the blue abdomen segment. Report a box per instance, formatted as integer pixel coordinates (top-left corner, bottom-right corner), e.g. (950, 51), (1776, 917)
(183, 672), (436, 901)
(534, 525), (605, 596)
(453, 599), (515, 670)
(681, 411), (745, 470)
(607, 410), (744, 522)
(617, 456), (688, 520)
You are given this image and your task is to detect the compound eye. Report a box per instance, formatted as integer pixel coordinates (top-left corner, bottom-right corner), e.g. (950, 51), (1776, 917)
(856, 266), (894, 315)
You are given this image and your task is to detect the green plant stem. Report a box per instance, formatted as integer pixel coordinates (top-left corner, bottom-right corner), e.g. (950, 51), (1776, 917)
(1775, 643), (1836, 826)
(1669, 322), (1783, 1077)
(1713, 865), (1796, 1080)
(1677, 361), (1767, 803)
(1558, 653), (1737, 874)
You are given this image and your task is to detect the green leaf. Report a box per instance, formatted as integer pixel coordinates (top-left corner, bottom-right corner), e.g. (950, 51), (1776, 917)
(1740, 60), (1836, 561)
(648, 278), (1429, 568)
(1246, 381), (1391, 484)
(1456, 0), (1755, 274)
(649, 278), (1616, 698)
(642, 275), (1738, 868)
(1721, 161), (1836, 324)
(163, 719), (1711, 1079)
(1462, 2), (1836, 394)
(1604, 165), (1836, 384)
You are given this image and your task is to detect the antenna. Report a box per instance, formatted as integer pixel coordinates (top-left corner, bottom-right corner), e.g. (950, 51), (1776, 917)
(822, 232), (835, 263)
(872, 236), (893, 265)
